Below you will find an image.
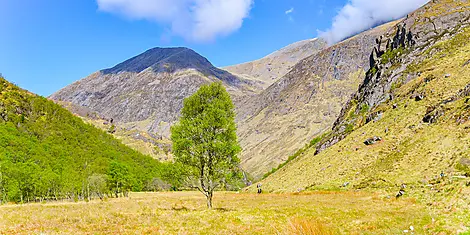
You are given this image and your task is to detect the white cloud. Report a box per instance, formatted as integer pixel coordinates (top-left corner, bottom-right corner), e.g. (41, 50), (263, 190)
(96, 0), (253, 42)
(319, 0), (429, 44)
(285, 7), (294, 15)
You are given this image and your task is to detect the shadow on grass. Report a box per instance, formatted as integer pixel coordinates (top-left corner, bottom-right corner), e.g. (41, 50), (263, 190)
(160, 206), (195, 211)
(213, 207), (234, 212)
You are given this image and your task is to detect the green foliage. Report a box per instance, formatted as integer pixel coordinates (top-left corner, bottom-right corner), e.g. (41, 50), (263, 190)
(0, 76), (175, 203)
(171, 82), (241, 208)
(359, 104), (370, 115)
(456, 162), (470, 176)
(108, 124), (116, 134)
(107, 161), (134, 196)
(369, 66), (378, 76)
(344, 124), (355, 133)
(390, 80), (404, 92)
(381, 47), (405, 65)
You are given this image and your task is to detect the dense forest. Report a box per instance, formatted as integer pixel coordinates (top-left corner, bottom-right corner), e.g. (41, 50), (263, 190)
(0, 76), (181, 203)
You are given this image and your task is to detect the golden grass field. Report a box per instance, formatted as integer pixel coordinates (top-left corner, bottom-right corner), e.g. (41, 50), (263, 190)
(0, 191), (443, 235)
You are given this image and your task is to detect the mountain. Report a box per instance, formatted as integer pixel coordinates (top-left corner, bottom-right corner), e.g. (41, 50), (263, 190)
(50, 23), (402, 179)
(236, 20), (400, 178)
(50, 47), (262, 161)
(52, 43), (338, 176)
(0, 75), (174, 202)
(224, 38), (327, 89)
(259, 0), (470, 229)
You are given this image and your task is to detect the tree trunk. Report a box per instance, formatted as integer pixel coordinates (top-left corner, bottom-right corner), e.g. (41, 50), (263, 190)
(206, 191), (213, 209)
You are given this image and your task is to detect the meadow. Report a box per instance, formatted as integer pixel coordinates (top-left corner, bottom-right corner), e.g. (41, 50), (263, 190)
(0, 191), (440, 235)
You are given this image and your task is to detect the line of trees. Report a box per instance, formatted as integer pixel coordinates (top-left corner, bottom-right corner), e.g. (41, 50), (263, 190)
(0, 77), (181, 203)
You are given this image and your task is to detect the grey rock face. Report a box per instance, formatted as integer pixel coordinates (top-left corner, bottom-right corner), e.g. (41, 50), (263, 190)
(102, 47), (240, 86)
(224, 39), (328, 89)
(364, 136), (382, 145)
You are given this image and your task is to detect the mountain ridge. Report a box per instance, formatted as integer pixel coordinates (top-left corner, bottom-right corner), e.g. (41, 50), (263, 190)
(223, 38), (328, 89)
(101, 47), (241, 85)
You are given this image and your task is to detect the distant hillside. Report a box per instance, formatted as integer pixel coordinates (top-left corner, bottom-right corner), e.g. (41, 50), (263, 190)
(0, 76), (174, 203)
(224, 39), (327, 89)
(259, 0), (470, 230)
(55, 100), (173, 161)
(236, 21), (400, 178)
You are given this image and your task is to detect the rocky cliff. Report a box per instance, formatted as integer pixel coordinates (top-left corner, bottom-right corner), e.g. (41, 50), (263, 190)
(316, 0), (470, 154)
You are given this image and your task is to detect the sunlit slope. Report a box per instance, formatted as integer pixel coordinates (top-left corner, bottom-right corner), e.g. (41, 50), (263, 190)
(261, 1), (470, 193)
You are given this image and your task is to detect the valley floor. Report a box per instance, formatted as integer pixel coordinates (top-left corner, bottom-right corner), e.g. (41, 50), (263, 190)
(0, 191), (458, 234)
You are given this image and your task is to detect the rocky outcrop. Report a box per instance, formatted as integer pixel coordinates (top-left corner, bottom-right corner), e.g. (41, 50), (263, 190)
(364, 136), (382, 145)
(423, 105), (444, 123)
(315, 0), (470, 154)
(358, 23), (416, 109)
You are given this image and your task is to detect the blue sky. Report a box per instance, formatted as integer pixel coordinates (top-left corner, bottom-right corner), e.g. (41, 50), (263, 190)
(0, 0), (427, 96)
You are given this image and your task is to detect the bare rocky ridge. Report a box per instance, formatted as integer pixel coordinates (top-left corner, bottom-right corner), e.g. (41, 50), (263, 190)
(224, 39), (328, 89)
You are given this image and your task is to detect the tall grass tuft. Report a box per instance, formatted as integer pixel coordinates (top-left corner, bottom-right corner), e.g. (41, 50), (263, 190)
(286, 218), (337, 235)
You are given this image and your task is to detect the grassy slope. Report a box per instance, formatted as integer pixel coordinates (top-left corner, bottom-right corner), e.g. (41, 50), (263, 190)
(260, 17), (470, 234)
(0, 77), (171, 201)
(0, 191), (433, 234)
(56, 96), (173, 162)
(86, 118), (173, 161)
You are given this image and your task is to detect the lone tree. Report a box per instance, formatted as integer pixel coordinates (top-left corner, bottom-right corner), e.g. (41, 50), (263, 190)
(171, 82), (241, 209)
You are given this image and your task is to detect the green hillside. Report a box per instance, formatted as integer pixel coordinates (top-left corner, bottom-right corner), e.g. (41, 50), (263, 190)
(0, 76), (177, 203)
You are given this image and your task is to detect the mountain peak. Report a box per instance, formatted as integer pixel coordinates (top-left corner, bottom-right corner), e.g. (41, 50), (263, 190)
(101, 47), (204, 74)
(99, 46), (241, 85)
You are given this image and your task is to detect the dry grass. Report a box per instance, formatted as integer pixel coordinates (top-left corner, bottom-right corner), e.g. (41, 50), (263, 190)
(285, 219), (336, 235)
(0, 191), (434, 235)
